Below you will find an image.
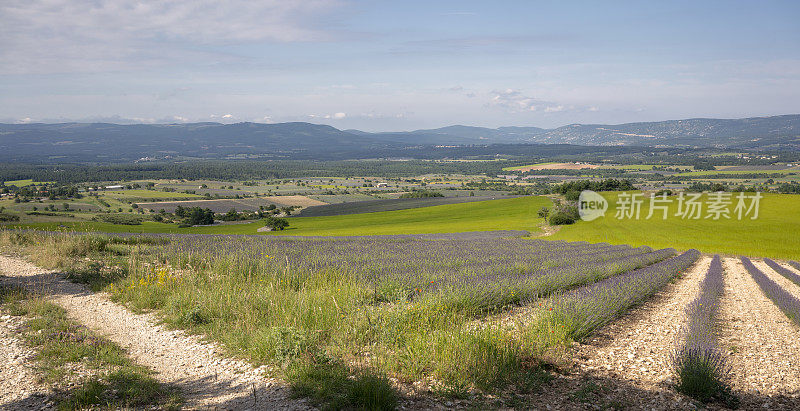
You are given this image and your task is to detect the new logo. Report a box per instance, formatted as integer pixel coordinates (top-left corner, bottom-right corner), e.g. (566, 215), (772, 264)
(578, 190), (608, 221)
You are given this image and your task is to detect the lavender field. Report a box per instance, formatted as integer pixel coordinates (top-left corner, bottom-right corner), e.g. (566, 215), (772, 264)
(9, 229), (800, 408)
(57, 233), (698, 394)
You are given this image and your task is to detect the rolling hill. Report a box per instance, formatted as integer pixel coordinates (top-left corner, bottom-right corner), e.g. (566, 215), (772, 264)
(1, 114), (798, 162)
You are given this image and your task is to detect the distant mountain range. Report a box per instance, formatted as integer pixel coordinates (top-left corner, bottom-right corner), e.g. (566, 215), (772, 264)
(1, 115), (798, 162)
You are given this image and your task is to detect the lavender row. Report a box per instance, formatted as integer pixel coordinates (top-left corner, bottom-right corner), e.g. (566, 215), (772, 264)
(763, 258), (800, 287)
(413, 245), (655, 293)
(533, 249), (701, 342)
(741, 257), (800, 325)
(672, 255), (733, 403)
(791, 261), (800, 272)
(418, 248), (677, 315)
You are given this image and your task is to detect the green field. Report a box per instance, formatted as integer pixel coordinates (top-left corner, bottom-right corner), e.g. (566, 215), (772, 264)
(550, 192), (800, 260)
(1, 179), (54, 187)
(12, 196), (550, 236)
(101, 190), (204, 199)
(675, 169), (798, 177)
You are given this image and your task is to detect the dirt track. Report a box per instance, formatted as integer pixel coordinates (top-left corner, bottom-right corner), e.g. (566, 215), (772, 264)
(0, 255), (310, 410)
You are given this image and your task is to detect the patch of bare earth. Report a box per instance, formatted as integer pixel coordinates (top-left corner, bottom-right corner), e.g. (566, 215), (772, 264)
(517, 162), (601, 172)
(0, 255), (311, 410)
(528, 256), (710, 409)
(718, 257), (800, 409)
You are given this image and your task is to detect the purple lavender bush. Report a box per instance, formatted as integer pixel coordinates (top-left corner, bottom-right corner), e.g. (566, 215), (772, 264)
(531, 249), (700, 344)
(672, 255), (736, 406)
(741, 256), (800, 325)
(790, 261), (800, 272)
(763, 258), (800, 287)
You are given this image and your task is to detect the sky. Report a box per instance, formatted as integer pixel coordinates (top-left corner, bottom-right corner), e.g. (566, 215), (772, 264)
(0, 0), (798, 131)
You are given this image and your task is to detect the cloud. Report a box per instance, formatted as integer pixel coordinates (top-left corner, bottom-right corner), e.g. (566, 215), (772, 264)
(488, 88), (594, 114)
(315, 112), (346, 119)
(308, 112), (346, 120)
(0, 0), (343, 74)
(488, 88), (553, 112)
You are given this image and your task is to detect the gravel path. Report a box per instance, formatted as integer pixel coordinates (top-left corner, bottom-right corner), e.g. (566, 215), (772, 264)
(0, 255), (311, 410)
(0, 312), (54, 410)
(718, 257), (800, 409)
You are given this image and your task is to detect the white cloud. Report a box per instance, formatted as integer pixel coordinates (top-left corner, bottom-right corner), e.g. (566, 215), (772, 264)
(488, 88), (595, 115)
(488, 88), (554, 112)
(0, 0), (343, 74)
(222, 114), (234, 119)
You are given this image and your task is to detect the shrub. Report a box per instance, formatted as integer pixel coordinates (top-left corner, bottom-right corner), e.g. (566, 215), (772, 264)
(548, 212), (576, 225)
(97, 214), (143, 225)
(0, 212), (20, 222)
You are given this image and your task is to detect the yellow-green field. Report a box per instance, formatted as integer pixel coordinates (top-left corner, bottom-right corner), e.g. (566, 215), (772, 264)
(550, 192), (800, 260)
(1, 179), (54, 187)
(12, 196), (550, 236)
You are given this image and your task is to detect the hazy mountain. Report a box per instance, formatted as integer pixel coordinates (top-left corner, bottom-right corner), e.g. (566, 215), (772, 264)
(1, 114), (798, 162)
(0, 122), (388, 162)
(532, 115), (800, 148)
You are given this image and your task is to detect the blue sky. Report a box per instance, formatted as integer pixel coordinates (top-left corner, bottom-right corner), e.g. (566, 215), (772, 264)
(0, 0), (798, 130)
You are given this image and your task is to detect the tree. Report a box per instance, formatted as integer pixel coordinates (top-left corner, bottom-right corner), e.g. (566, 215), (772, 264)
(220, 208), (241, 221)
(264, 216), (289, 231)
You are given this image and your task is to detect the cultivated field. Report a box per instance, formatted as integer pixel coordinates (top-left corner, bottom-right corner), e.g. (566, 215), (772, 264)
(295, 195), (516, 217)
(3, 230), (800, 409)
(503, 162), (601, 171)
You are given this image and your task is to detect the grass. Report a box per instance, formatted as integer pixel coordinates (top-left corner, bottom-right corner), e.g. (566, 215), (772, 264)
(549, 192), (800, 260)
(288, 361), (398, 411)
(2, 179), (54, 187)
(0, 286), (181, 409)
(12, 196), (552, 236)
